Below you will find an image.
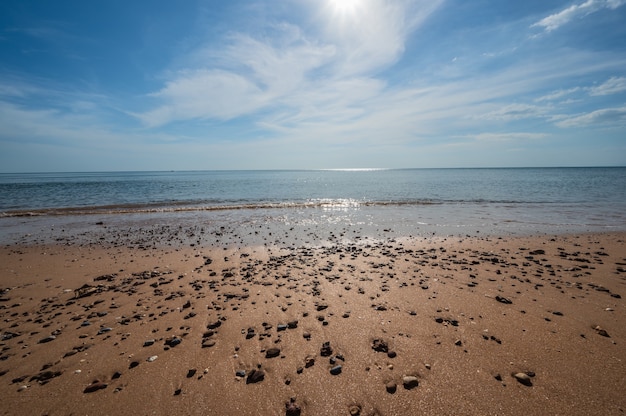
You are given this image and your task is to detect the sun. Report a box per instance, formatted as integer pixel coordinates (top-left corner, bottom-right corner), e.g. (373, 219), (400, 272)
(329, 0), (362, 15)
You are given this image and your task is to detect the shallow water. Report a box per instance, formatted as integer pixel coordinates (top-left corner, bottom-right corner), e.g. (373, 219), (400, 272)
(1, 168), (625, 245)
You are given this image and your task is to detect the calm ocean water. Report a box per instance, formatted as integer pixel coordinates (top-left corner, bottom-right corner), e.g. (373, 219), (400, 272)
(1, 168), (625, 245)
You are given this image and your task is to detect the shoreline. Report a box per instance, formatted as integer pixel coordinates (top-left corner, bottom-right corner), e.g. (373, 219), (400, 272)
(1, 231), (625, 415)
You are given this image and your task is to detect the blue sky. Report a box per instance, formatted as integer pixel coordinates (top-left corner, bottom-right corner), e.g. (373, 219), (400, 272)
(0, 0), (625, 171)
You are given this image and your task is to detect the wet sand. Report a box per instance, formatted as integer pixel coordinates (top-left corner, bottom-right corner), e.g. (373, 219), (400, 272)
(1, 231), (625, 415)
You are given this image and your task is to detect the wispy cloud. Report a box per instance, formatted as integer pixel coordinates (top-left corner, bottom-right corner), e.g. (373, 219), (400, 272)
(478, 103), (551, 121)
(531, 0), (626, 32)
(588, 76), (626, 95)
(556, 106), (626, 127)
(137, 0), (443, 128)
(535, 87), (581, 102)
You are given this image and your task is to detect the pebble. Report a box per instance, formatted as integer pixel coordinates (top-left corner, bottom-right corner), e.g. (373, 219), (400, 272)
(83, 381), (108, 393)
(285, 398), (301, 416)
(165, 336), (182, 347)
(386, 381), (397, 393)
(265, 347), (281, 358)
(246, 369), (265, 384)
(143, 339), (155, 347)
(495, 296), (513, 304)
(594, 326), (610, 337)
(330, 365), (342, 375)
(202, 339), (216, 348)
(372, 339), (389, 353)
(513, 372), (533, 386)
(320, 342), (333, 357)
(402, 376), (419, 389)
(147, 355), (158, 362)
(305, 355), (315, 368)
(38, 335), (56, 344)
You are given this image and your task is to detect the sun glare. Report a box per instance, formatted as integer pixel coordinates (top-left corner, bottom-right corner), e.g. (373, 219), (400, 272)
(329, 0), (362, 15)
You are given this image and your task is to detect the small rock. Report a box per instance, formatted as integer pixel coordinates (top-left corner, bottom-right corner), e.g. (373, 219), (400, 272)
(147, 355), (158, 362)
(246, 328), (256, 339)
(246, 369), (265, 384)
(236, 370), (246, 378)
(39, 335), (56, 344)
(84, 381), (108, 393)
(594, 326), (610, 337)
(285, 398), (301, 416)
(165, 336), (182, 347)
(372, 339), (388, 353)
(202, 339), (216, 348)
(513, 372), (532, 386)
(330, 365), (342, 375)
(186, 369), (196, 378)
(403, 376), (419, 389)
(387, 351), (397, 359)
(143, 339), (155, 347)
(385, 381), (397, 394)
(320, 342), (333, 357)
(305, 355), (315, 368)
(265, 347), (281, 358)
(495, 296), (512, 304)
(454, 339), (462, 346)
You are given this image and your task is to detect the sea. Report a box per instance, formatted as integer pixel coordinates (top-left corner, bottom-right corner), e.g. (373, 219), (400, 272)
(1, 168), (625, 246)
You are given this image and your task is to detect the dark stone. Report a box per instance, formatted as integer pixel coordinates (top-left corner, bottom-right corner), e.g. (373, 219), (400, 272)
(30, 370), (62, 384)
(403, 376), (419, 389)
(202, 339), (216, 348)
(330, 365), (342, 375)
(495, 296), (513, 304)
(386, 381), (397, 393)
(513, 372), (532, 386)
(246, 328), (256, 339)
(387, 351), (397, 359)
(186, 369), (197, 378)
(320, 341), (333, 357)
(165, 336), (182, 347)
(246, 369), (265, 384)
(84, 381), (108, 393)
(265, 347), (281, 358)
(38, 335), (56, 344)
(372, 339), (388, 353)
(285, 398), (302, 416)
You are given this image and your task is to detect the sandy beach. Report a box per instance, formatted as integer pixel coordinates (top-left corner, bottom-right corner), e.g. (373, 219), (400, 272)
(1, 231), (625, 415)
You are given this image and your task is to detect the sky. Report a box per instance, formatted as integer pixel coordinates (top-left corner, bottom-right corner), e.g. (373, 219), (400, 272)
(0, 0), (625, 171)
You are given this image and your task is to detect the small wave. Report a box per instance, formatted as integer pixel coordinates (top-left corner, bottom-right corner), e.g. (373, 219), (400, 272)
(0, 199), (444, 218)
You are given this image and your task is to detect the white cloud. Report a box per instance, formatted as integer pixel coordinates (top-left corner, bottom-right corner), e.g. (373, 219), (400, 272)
(138, 0), (443, 128)
(531, 0), (626, 32)
(469, 132), (549, 142)
(478, 103), (551, 121)
(588, 76), (626, 95)
(535, 87), (580, 102)
(556, 106), (626, 127)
